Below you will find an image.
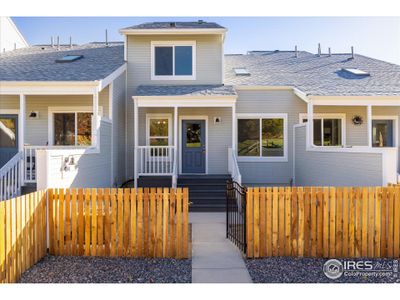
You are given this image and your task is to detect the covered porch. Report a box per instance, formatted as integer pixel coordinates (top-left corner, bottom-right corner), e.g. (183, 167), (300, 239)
(132, 85), (238, 188)
(297, 93), (400, 186)
(0, 82), (112, 200)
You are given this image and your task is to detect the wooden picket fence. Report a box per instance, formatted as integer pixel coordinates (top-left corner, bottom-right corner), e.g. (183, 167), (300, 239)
(48, 188), (190, 259)
(0, 191), (47, 283)
(246, 186), (400, 259)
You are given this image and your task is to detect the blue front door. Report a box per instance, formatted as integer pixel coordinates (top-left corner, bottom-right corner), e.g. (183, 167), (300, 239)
(0, 114), (19, 168)
(182, 120), (206, 173)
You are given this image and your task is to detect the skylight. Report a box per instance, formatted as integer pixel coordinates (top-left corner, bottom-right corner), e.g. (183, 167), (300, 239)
(342, 68), (370, 76)
(55, 55), (84, 63)
(234, 68), (250, 76)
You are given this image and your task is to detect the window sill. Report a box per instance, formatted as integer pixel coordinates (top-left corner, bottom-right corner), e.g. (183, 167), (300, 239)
(237, 156), (288, 163)
(151, 75), (196, 81)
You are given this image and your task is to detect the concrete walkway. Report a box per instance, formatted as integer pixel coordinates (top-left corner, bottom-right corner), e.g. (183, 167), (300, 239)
(190, 212), (252, 283)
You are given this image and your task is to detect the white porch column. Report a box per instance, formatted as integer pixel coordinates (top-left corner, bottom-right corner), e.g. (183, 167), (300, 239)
(174, 105), (178, 157)
(92, 92), (99, 147)
(133, 98), (138, 188)
(232, 104), (236, 151)
(19, 94), (25, 185)
(367, 105), (372, 147)
(307, 101), (314, 147)
(18, 94), (25, 152)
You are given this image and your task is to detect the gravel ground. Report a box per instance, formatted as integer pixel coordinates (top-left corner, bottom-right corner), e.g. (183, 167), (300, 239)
(19, 255), (191, 283)
(246, 257), (400, 283)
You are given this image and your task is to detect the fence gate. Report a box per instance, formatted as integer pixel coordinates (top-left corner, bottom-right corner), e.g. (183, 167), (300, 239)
(226, 180), (247, 254)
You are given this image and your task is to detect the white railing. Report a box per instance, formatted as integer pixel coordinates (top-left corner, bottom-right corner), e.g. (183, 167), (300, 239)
(0, 152), (23, 201)
(228, 148), (242, 185)
(136, 146), (177, 176)
(24, 146), (48, 183)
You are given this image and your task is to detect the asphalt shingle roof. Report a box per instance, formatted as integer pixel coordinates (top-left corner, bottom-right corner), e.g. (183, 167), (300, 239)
(0, 43), (125, 81)
(135, 85), (236, 97)
(224, 51), (400, 96)
(122, 21), (225, 30)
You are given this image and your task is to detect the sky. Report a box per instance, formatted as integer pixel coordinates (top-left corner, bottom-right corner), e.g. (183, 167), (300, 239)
(12, 17), (400, 65)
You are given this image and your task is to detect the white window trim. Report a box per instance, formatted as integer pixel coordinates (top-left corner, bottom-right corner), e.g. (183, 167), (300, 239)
(48, 106), (103, 147)
(299, 113), (346, 147)
(236, 113), (288, 162)
(145, 113), (173, 146)
(371, 115), (398, 148)
(150, 41), (196, 81)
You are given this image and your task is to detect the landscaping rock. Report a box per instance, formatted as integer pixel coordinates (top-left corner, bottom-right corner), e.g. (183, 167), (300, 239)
(19, 255), (191, 283)
(246, 257), (400, 283)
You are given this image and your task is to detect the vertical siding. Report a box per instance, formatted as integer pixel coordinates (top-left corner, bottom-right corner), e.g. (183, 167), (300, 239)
(112, 71), (127, 185)
(236, 89), (306, 185)
(294, 125), (383, 186)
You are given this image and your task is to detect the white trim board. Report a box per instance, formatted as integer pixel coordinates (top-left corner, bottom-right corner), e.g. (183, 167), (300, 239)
(372, 115), (399, 148)
(235, 113), (288, 163)
(47, 106), (103, 147)
(178, 115), (208, 175)
(145, 113), (173, 146)
(150, 41), (196, 81)
(299, 113), (347, 147)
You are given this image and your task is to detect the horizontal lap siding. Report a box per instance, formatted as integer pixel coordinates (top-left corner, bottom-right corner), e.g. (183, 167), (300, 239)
(0, 95), (19, 109)
(137, 107), (232, 174)
(112, 72), (127, 185)
(46, 121), (112, 188)
(126, 34), (224, 179)
(294, 126), (383, 186)
(236, 89), (306, 185)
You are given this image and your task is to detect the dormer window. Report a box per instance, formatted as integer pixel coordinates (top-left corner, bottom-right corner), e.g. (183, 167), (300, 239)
(151, 41), (196, 80)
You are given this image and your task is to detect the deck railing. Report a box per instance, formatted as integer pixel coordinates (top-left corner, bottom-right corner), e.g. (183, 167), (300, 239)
(136, 146), (177, 176)
(0, 152), (23, 201)
(228, 148), (242, 186)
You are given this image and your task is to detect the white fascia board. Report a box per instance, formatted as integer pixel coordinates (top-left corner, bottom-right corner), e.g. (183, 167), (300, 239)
(98, 63), (127, 91)
(234, 85), (293, 91)
(0, 81), (99, 95)
(119, 28), (227, 35)
(134, 96), (236, 107)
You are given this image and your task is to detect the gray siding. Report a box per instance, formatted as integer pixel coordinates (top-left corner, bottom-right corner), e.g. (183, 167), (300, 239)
(44, 120), (112, 188)
(126, 34), (223, 178)
(112, 72), (127, 186)
(236, 89), (306, 185)
(294, 125), (383, 186)
(137, 107), (232, 174)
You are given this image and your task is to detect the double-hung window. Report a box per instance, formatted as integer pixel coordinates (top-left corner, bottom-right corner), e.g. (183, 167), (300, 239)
(300, 113), (345, 146)
(151, 41), (196, 80)
(146, 114), (172, 157)
(237, 114), (287, 161)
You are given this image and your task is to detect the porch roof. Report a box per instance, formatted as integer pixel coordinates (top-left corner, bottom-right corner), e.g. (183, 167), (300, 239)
(135, 84), (237, 97)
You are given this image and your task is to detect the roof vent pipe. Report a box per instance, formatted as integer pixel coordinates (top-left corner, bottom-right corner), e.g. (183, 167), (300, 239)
(14, 43), (17, 50)
(57, 36), (60, 51)
(351, 46), (354, 59)
(69, 36), (72, 48)
(317, 43), (321, 56)
(295, 45), (298, 58)
(328, 47), (331, 57)
(105, 29), (109, 46)
(51, 36), (54, 48)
